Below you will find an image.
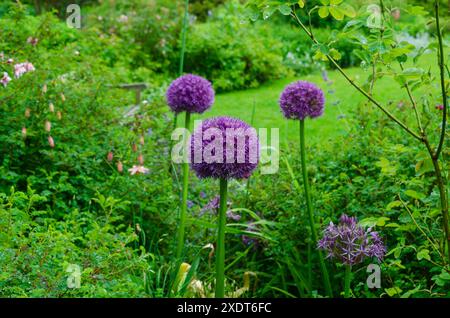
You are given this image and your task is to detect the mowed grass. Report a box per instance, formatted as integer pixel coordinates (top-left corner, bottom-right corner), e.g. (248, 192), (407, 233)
(191, 51), (443, 145)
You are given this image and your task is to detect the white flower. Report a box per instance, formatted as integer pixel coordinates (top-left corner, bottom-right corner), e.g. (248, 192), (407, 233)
(128, 165), (149, 175)
(1, 72), (11, 87)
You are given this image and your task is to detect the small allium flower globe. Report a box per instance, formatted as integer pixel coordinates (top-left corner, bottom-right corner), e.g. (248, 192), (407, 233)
(318, 214), (386, 265)
(166, 74), (215, 114)
(190, 117), (259, 180)
(279, 81), (325, 120)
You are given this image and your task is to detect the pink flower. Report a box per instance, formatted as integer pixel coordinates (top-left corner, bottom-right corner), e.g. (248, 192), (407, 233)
(117, 161), (123, 173)
(48, 136), (55, 148)
(14, 62), (35, 78)
(128, 165), (149, 175)
(7, 58), (13, 64)
(45, 120), (51, 132)
(107, 151), (114, 162)
(132, 143), (137, 152)
(21, 127), (27, 138)
(138, 154), (144, 165)
(436, 104), (444, 111)
(1, 72), (11, 87)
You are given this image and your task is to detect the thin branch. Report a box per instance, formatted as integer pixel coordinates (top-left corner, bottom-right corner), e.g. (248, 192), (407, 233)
(399, 63), (424, 134)
(290, 9), (422, 141)
(434, 0), (448, 159)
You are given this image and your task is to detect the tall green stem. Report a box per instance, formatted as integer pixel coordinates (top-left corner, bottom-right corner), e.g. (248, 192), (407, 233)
(176, 111), (191, 259)
(300, 120), (333, 297)
(344, 265), (352, 298)
(215, 178), (228, 298)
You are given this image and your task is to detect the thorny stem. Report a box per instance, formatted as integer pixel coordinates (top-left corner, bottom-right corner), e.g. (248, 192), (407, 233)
(290, 10), (422, 141)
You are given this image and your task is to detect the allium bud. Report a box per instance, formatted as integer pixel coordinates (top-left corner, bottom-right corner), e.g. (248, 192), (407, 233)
(48, 136), (55, 148)
(42, 84), (47, 94)
(132, 143), (138, 152)
(49, 102), (55, 112)
(45, 120), (51, 132)
(61, 93), (66, 102)
(139, 135), (145, 145)
(107, 151), (114, 162)
(117, 161), (123, 173)
(25, 108), (31, 118)
(138, 154), (144, 165)
(21, 127), (27, 138)
(56, 111), (62, 120)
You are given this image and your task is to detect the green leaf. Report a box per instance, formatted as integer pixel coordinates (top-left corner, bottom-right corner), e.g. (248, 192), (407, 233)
(319, 0), (330, 5)
(329, 6), (345, 20)
(386, 200), (402, 211)
(340, 3), (356, 17)
(329, 48), (342, 60)
(278, 4), (291, 15)
(405, 189), (425, 200)
(330, 0), (343, 4)
(385, 287), (402, 297)
(298, 0), (305, 8)
(417, 249), (431, 261)
(318, 6), (330, 18)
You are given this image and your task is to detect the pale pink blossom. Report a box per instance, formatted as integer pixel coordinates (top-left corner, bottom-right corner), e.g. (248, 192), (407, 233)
(42, 84), (47, 94)
(138, 154), (144, 165)
(14, 62), (35, 78)
(21, 127), (27, 138)
(48, 136), (55, 148)
(132, 143), (137, 152)
(117, 161), (123, 173)
(49, 102), (55, 112)
(107, 151), (114, 162)
(1, 72), (11, 87)
(45, 120), (51, 132)
(25, 108), (31, 118)
(7, 58), (13, 64)
(128, 165), (149, 175)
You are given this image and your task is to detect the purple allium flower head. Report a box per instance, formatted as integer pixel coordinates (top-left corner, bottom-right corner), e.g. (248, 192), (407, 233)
(242, 223), (260, 247)
(318, 214), (386, 266)
(279, 81), (325, 120)
(190, 117), (259, 180)
(166, 74), (214, 114)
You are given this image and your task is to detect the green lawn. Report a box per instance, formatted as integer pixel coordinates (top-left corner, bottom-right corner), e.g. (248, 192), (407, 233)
(191, 52), (443, 145)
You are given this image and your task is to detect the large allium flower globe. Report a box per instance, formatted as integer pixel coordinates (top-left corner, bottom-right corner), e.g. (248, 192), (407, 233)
(190, 117), (259, 180)
(166, 74), (215, 114)
(318, 214), (386, 266)
(279, 81), (325, 119)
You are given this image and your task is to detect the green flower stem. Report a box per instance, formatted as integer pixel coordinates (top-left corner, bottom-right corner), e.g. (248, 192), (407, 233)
(344, 265), (352, 298)
(176, 111), (191, 259)
(300, 120), (333, 297)
(215, 178), (228, 298)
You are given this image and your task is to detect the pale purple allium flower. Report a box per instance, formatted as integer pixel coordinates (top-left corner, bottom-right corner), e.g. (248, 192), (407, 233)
(242, 223), (259, 247)
(199, 195), (240, 221)
(27, 37), (39, 46)
(321, 70), (329, 82)
(318, 214), (386, 265)
(279, 81), (325, 120)
(436, 104), (444, 111)
(166, 74), (214, 114)
(1, 72), (11, 87)
(190, 117), (259, 180)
